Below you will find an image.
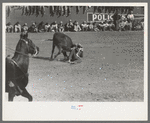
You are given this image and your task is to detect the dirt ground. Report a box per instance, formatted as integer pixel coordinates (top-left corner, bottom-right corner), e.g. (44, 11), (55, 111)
(5, 31), (144, 102)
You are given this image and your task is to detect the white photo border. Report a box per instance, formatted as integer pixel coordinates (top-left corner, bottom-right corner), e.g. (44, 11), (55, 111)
(2, 2), (148, 121)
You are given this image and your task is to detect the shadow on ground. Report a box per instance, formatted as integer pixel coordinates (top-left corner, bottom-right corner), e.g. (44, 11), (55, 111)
(33, 56), (68, 62)
(33, 56), (51, 61)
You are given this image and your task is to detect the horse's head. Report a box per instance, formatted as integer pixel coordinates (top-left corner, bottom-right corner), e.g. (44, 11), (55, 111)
(18, 32), (39, 56)
(25, 39), (39, 56)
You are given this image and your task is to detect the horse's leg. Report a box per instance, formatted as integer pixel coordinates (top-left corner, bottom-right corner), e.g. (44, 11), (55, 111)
(50, 43), (55, 60)
(62, 50), (68, 61)
(54, 46), (62, 59)
(8, 88), (15, 101)
(21, 88), (33, 101)
(8, 93), (15, 101)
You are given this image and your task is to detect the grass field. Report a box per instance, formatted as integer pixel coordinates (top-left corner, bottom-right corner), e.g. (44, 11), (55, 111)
(5, 31), (144, 102)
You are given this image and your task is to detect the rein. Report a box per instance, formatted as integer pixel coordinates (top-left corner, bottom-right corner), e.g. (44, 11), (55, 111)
(11, 58), (29, 77)
(6, 38), (37, 58)
(6, 46), (30, 57)
(6, 57), (29, 81)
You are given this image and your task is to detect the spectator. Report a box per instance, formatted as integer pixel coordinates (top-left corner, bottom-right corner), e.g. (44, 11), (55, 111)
(133, 20), (143, 31)
(20, 23), (28, 39)
(119, 19), (126, 31)
(119, 16), (131, 31)
(112, 10), (121, 31)
(58, 21), (64, 32)
(103, 20), (110, 31)
(140, 19), (144, 30)
(98, 21), (105, 31)
(14, 22), (21, 33)
(38, 21), (45, 32)
(88, 21), (94, 31)
(81, 21), (88, 31)
(44, 23), (51, 32)
(121, 15), (126, 21)
(127, 10), (134, 30)
(123, 18), (129, 30)
(108, 20), (115, 31)
(73, 21), (81, 32)
(93, 22), (99, 32)
(21, 23), (28, 32)
(98, 20), (111, 31)
(51, 21), (58, 32)
(29, 22), (38, 33)
(66, 19), (74, 31)
(6, 22), (13, 33)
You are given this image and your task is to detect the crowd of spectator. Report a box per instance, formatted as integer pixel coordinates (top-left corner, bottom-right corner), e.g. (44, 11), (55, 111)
(6, 12), (144, 33)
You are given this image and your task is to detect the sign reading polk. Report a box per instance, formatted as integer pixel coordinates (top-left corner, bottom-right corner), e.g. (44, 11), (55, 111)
(87, 13), (114, 22)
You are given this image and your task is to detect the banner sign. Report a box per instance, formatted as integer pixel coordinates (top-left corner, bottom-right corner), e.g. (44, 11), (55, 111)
(87, 13), (114, 22)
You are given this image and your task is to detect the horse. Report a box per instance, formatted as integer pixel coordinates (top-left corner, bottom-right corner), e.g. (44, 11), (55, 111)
(6, 32), (39, 101)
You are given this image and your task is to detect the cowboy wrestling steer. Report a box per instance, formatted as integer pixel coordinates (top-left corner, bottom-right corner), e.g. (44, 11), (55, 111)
(50, 32), (76, 60)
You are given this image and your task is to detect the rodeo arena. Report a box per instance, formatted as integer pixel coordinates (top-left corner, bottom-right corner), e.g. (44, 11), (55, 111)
(5, 5), (144, 102)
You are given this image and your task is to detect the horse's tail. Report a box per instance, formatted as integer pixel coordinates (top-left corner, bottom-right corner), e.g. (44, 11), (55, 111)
(42, 39), (53, 42)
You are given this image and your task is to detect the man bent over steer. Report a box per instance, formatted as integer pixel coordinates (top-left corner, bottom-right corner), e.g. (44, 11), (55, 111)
(68, 43), (83, 64)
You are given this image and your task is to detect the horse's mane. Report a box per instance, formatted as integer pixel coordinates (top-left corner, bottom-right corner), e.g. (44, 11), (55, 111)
(11, 33), (29, 59)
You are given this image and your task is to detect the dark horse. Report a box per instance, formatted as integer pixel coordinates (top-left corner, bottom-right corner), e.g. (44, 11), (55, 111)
(6, 32), (39, 101)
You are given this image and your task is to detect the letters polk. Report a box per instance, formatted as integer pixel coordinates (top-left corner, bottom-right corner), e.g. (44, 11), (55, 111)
(91, 13), (114, 22)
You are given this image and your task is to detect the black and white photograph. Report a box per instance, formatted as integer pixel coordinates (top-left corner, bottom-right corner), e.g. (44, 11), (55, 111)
(2, 2), (148, 121)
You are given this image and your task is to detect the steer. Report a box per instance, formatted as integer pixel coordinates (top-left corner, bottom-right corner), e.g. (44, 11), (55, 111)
(50, 32), (75, 60)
